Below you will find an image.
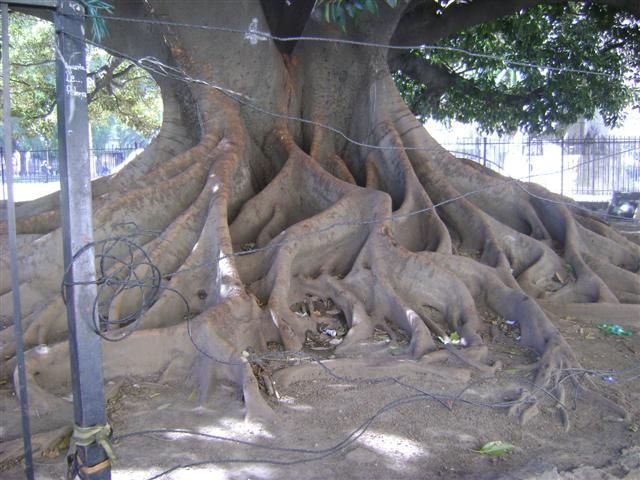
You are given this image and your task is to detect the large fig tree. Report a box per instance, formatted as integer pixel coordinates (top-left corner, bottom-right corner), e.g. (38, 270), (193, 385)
(1, 0), (638, 433)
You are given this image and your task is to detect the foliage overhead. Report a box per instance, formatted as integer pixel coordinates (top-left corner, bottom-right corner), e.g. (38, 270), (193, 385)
(1, 13), (161, 148)
(81, 0), (114, 41)
(318, 0), (390, 31)
(317, 0), (472, 31)
(393, 3), (640, 134)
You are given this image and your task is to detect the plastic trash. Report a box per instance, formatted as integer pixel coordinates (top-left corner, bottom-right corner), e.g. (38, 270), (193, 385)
(319, 326), (337, 337)
(472, 440), (514, 456)
(438, 332), (467, 346)
(597, 323), (632, 336)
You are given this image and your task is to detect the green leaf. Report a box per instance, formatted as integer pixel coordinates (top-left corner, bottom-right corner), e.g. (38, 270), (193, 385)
(393, 2), (638, 134)
(345, 2), (355, 17)
(473, 441), (514, 456)
(385, 0), (398, 7)
(364, 0), (378, 15)
(324, 3), (332, 23)
(334, 4), (347, 31)
(82, 0), (114, 42)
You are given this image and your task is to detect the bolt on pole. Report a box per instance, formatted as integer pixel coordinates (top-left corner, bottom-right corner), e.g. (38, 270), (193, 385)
(55, 1), (111, 478)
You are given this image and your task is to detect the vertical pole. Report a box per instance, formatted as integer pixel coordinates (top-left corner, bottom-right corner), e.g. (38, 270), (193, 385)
(1, 147), (5, 199)
(55, 1), (111, 478)
(590, 139), (595, 195)
(527, 137), (532, 182)
(483, 137), (487, 167)
(560, 138), (564, 196)
(2, 4), (35, 478)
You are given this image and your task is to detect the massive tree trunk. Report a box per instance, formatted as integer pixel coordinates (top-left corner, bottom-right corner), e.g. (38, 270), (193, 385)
(1, 0), (638, 435)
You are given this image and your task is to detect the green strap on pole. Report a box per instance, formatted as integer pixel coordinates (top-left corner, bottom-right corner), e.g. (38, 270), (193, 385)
(71, 423), (117, 461)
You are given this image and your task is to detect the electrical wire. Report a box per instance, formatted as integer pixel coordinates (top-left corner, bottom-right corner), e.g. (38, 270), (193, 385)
(51, 32), (639, 363)
(55, 33), (640, 245)
(61, 32), (640, 221)
(82, 12), (624, 79)
(52, 171), (637, 478)
(49, 19), (640, 477)
(56, 221), (636, 478)
(115, 377), (535, 480)
(61, 225), (162, 341)
(138, 394), (437, 479)
(159, 149), (640, 281)
(57, 221), (618, 413)
(560, 364), (640, 384)
(60, 230), (586, 417)
(112, 362), (638, 479)
(71, 29), (640, 167)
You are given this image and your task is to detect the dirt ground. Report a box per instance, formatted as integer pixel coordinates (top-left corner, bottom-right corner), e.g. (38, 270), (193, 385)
(1, 222), (639, 480)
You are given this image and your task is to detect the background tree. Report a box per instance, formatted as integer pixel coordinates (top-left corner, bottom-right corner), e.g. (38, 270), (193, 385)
(0, 12), (160, 150)
(390, 1), (639, 134)
(1, 0), (638, 453)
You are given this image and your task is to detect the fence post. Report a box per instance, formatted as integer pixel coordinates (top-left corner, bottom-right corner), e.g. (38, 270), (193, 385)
(527, 137), (531, 182)
(483, 137), (487, 167)
(1, 147), (5, 192)
(560, 138), (564, 196)
(55, 1), (111, 478)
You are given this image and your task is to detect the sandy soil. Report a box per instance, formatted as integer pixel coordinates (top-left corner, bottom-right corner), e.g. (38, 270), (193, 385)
(1, 182), (61, 203)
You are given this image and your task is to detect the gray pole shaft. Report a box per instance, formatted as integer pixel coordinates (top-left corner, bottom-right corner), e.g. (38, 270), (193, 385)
(483, 137), (487, 167)
(2, 3), (35, 479)
(55, 1), (110, 478)
(560, 138), (564, 196)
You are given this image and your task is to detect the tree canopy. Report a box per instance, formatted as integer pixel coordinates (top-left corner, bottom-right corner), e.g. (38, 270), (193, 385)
(314, 0), (640, 134)
(390, 1), (639, 134)
(1, 12), (161, 149)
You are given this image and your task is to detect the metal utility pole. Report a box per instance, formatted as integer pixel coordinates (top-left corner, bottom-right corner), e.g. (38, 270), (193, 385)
(55, 1), (112, 478)
(2, 3), (35, 478)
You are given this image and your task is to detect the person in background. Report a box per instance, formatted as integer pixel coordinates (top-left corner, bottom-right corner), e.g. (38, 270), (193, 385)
(40, 159), (50, 183)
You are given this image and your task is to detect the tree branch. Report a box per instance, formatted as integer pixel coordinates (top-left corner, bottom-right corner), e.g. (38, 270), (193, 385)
(586, 0), (640, 16)
(389, 52), (455, 95)
(392, 52), (543, 112)
(394, 0), (640, 46)
(88, 58), (124, 78)
(114, 75), (147, 87)
(88, 61), (135, 102)
(27, 99), (56, 120)
(393, 0), (544, 46)
(11, 59), (55, 68)
(9, 76), (38, 88)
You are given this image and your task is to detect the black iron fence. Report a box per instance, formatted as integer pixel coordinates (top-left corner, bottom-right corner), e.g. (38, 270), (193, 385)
(441, 137), (509, 172)
(442, 136), (640, 197)
(0, 144), (144, 184)
(562, 137), (640, 195)
(2, 138), (639, 197)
